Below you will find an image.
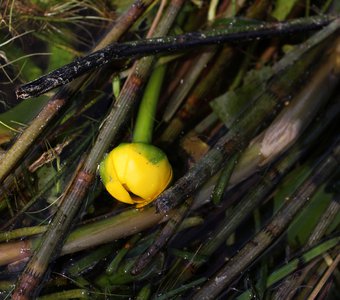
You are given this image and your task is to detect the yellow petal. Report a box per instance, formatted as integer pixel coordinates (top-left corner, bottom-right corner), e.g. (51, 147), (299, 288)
(101, 143), (172, 206)
(100, 150), (133, 204)
(105, 180), (134, 205)
(115, 144), (172, 200)
(135, 198), (154, 208)
(108, 144), (129, 185)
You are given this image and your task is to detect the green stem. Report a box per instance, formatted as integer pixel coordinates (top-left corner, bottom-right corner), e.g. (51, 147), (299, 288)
(12, 2), (183, 298)
(155, 20), (339, 213)
(133, 64), (166, 144)
(211, 152), (240, 205)
(106, 234), (141, 274)
(0, 0), (156, 185)
(193, 143), (340, 299)
(0, 226), (47, 242)
(136, 284), (152, 300)
(236, 237), (340, 300)
(37, 289), (90, 300)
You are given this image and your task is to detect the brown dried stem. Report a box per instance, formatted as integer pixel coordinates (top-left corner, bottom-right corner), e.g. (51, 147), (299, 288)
(160, 0), (270, 142)
(273, 193), (340, 300)
(0, 0), (156, 185)
(11, 1), (185, 299)
(155, 20), (340, 213)
(193, 142), (340, 299)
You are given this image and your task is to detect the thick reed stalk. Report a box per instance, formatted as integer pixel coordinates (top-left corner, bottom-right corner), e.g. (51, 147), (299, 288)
(193, 142), (340, 299)
(273, 193), (340, 300)
(155, 20), (340, 213)
(0, 207), (172, 267)
(160, 0), (270, 142)
(11, 1), (185, 299)
(192, 41), (339, 204)
(159, 93), (340, 291)
(160, 0), (250, 122)
(0, 0), (156, 185)
(131, 198), (192, 275)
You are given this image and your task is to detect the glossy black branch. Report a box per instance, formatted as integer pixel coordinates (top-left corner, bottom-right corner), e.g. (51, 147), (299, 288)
(16, 15), (337, 99)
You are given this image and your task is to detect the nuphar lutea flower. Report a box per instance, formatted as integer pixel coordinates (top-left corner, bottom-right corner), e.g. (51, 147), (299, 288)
(100, 143), (173, 208)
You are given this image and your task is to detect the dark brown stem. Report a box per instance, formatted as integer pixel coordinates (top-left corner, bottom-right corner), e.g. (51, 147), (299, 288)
(11, 1), (185, 299)
(0, 0), (156, 186)
(16, 15), (337, 99)
(155, 20), (339, 213)
(131, 198), (192, 275)
(273, 193), (340, 300)
(193, 142), (340, 299)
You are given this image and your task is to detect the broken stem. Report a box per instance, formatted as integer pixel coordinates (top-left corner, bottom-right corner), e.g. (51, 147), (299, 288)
(16, 15), (337, 99)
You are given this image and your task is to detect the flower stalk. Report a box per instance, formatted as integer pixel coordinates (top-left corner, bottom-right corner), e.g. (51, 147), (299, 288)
(133, 64), (166, 144)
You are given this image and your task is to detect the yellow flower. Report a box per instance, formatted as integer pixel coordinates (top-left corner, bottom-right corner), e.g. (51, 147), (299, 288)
(100, 143), (173, 208)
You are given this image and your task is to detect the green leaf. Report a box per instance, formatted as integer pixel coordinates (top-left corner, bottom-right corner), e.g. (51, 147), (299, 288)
(287, 185), (333, 247)
(271, 164), (313, 247)
(111, 0), (136, 14)
(48, 45), (74, 72)
(271, 0), (300, 21)
(95, 255), (163, 286)
(272, 166), (335, 247)
(267, 237), (339, 286)
(0, 96), (49, 142)
(36, 165), (59, 198)
(273, 165), (312, 211)
(237, 237), (339, 300)
(0, 38), (44, 82)
(210, 66), (273, 127)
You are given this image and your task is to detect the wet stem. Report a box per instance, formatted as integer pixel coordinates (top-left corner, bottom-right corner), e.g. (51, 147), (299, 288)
(132, 64), (166, 144)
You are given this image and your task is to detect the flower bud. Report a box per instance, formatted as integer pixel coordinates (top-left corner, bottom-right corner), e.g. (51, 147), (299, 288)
(100, 143), (172, 207)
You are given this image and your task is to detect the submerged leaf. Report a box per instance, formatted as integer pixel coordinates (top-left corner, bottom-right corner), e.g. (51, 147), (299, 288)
(271, 0), (300, 21)
(210, 66), (272, 127)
